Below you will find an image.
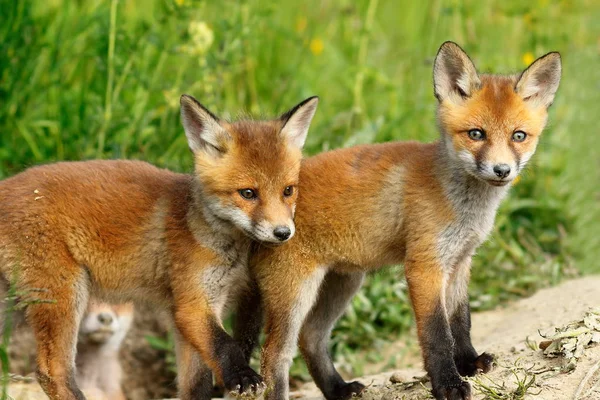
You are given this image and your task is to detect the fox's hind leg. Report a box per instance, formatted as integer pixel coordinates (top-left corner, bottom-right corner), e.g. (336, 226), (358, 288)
(446, 260), (493, 377)
(23, 257), (89, 400)
(259, 264), (326, 400)
(174, 329), (214, 400)
(299, 270), (365, 400)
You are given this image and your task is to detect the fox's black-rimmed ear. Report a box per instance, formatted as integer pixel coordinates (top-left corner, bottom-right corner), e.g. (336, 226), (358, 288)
(433, 41), (481, 103)
(279, 96), (319, 149)
(180, 94), (230, 156)
(515, 52), (561, 108)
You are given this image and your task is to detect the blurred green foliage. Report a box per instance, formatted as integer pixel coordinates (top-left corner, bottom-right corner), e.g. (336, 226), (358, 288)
(1, 0), (599, 382)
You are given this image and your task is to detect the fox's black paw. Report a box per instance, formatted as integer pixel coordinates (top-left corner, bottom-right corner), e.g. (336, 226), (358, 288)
(224, 366), (264, 396)
(432, 380), (471, 400)
(473, 352), (494, 373)
(456, 352), (495, 377)
(211, 383), (225, 398)
(332, 381), (365, 400)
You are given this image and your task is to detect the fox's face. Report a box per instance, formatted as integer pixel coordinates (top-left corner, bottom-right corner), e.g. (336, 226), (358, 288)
(79, 301), (134, 345)
(434, 42), (561, 186)
(181, 96), (318, 243)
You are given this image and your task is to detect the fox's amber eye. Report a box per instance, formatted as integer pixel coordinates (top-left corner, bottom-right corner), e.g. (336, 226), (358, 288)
(467, 129), (485, 141)
(283, 186), (294, 197)
(239, 189), (257, 200)
(512, 131), (527, 142)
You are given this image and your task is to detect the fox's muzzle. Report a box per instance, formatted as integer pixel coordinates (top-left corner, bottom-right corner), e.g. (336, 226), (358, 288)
(273, 226), (292, 241)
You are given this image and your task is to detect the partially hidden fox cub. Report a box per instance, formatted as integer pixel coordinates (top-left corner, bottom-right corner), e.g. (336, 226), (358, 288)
(76, 301), (134, 400)
(0, 94), (318, 400)
(251, 42), (561, 400)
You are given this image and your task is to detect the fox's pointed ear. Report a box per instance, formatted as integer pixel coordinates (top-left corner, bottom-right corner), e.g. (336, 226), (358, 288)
(279, 96), (319, 149)
(433, 41), (481, 103)
(180, 94), (230, 156)
(515, 52), (561, 108)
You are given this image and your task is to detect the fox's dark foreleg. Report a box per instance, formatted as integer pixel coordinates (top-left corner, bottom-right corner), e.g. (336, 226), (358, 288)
(446, 261), (493, 377)
(233, 280), (264, 364)
(172, 290), (263, 397)
(406, 257), (470, 400)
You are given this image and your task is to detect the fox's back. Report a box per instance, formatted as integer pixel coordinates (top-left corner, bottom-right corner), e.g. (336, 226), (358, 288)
(281, 141), (444, 269)
(0, 160), (191, 282)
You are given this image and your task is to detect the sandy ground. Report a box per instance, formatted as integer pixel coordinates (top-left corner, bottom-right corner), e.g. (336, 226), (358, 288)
(292, 276), (600, 400)
(6, 277), (600, 399)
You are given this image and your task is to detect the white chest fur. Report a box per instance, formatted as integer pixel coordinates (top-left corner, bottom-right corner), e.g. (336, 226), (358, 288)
(200, 238), (251, 319)
(437, 176), (509, 270)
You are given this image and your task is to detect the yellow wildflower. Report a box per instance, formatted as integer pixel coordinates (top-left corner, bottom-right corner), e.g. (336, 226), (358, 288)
(522, 52), (535, 66)
(188, 21), (214, 55)
(512, 175), (521, 186)
(296, 17), (307, 33)
(310, 38), (324, 56)
(175, 0), (185, 6)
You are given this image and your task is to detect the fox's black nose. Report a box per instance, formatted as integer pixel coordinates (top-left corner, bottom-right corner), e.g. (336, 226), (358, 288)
(98, 313), (113, 325)
(493, 164), (511, 179)
(273, 226), (291, 241)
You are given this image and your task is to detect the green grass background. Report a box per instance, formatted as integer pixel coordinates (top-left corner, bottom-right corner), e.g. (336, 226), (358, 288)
(1, 0), (599, 381)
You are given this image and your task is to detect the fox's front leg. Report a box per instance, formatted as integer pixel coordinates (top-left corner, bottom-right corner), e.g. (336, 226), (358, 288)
(233, 279), (263, 364)
(405, 258), (470, 400)
(446, 259), (494, 377)
(172, 286), (262, 398)
(260, 266), (326, 400)
(173, 328), (213, 400)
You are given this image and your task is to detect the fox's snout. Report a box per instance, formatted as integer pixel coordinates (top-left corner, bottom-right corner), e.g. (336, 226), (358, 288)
(273, 225), (292, 241)
(79, 302), (134, 344)
(492, 164), (511, 179)
(478, 159), (517, 186)
(456, 145), (525, 186)
(252, 218), (296, 244)
(97, 311), (114, 326)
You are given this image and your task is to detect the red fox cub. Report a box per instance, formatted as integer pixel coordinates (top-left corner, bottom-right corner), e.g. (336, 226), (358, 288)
(0, 94), (319, 400)
(76, 301), (134, 400)
(251, 42), (561, 400)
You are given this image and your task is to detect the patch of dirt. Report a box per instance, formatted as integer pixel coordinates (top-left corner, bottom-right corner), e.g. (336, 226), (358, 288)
(293, 276), (600, 400)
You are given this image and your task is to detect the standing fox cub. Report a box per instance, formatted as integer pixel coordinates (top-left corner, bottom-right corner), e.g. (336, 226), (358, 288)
(251, 42), (561, 400)
(0, 94), (318, 400)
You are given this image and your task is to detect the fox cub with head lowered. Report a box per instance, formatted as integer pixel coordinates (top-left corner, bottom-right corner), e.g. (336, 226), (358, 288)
(250, 42), (561, 400)
(0, 94), (318, 400)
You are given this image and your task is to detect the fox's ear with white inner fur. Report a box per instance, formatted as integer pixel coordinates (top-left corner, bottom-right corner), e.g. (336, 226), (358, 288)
(433, 41), (481, 103)
(180, 94), (230, 156)
(279, 96), (319, 149)
(515, 52), (561, 108)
